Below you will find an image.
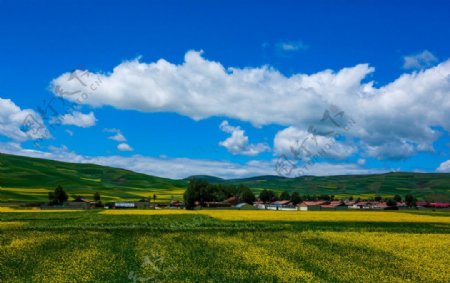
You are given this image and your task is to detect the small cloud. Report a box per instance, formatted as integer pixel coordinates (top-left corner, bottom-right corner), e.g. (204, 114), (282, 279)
(104, 128), (127, 142)
(117, 143), (133, 152)
(51, 111), (97, 128)
(276, 40), (308, 53)
(219, 120), (270, 156)
(357, 158), (366, 166)
(65, 129), (74, 136)
(403, 50), (438, 70)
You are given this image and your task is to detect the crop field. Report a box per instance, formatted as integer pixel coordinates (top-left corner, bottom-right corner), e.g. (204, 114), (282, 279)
(0, 209), (449, 282)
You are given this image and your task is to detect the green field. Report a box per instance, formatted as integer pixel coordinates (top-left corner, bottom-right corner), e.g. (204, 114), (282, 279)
(1, 152), (450, 203)
(0, 209), (449, 282)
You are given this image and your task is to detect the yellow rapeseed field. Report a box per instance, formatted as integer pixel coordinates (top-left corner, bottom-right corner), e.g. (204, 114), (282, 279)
(101, 209), (450, 224)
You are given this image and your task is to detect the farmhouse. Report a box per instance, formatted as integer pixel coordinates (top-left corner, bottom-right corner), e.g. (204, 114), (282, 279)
(267, 200), (297, 211)
(67, 198), (92, 209)
(320, 201), (348, 210)
(297, 201), (325, 211)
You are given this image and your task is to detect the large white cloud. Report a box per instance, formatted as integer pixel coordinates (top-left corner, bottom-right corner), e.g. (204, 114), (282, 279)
(219, 120), (270, 156)
(0, 97), (49, 141)
(51, 51), (450, 160)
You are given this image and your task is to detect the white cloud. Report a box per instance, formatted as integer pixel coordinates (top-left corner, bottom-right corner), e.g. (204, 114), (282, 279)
(117, 143), (133, 152)
(403, 50), (438, 70)
(219, 120), (270, 156)
(276, 40), (308, 52)
(105, 128), (127, 142)
(51, 51), (450, 160)
(436, 160), (450, 173)
(0, 97), (49, 141)
(0, 143), (387, 179)
(357, 158), (366, 166)
(51, 111), (96, 128)
(65, 129), (74, 136)
(274, 126), (356, 160)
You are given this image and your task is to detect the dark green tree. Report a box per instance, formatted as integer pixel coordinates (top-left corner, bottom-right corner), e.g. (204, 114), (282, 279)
(386, 198), (397, 207)
(184, 179), (208, 209)
(405, 194), (417, 207)
(374, 195), (383, 202)
(290, 192), (302, 205)
(239, 186), (256, 204)
(259, 189), (275, 203)
(48, 185), (68, 205)
(393, 194), (402, 202)
(279, 191), (290, 200)
(93, 192), (101, 202)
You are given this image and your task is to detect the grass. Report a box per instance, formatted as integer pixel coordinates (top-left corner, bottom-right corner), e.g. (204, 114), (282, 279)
(0, 209), (449, 282)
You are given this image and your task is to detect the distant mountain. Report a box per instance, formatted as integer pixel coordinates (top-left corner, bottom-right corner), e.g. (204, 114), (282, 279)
(1, 152), (450, 202)
(184, 175), (225, 183)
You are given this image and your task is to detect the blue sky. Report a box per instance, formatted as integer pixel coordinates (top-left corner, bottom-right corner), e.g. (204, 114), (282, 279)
(1, 0), (450, 178)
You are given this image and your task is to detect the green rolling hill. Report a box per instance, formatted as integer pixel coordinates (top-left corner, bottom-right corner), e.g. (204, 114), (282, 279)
(0, 153), (187, 202)
(1, 152), (450, 203)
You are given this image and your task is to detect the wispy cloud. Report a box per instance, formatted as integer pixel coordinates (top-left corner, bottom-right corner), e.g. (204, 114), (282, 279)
(276, 40), (308, 52)
(403, 50), (438, 70)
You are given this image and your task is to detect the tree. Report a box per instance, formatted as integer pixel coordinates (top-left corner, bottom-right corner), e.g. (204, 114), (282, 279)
(386, 198), (397, 207)
(393, 194), (402, 202)
(259, 189), (275, 203)
(239, 186), (256, 204)
(290, 192), (302, 205)
(93, 192), (101, 202)
(153, 194), (157, 203)
(48, 185), (68, 205)
(348, 195), (354, 201)
(405, 194), (417, 207)
(319, 194), (331, 201)
(280, 191), (290, 200)
(184, 179), (208, 209)
(374, 195), (382, 202)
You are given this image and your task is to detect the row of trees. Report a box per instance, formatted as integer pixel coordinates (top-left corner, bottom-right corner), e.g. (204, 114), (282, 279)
(48, 185), (102, 205)
(184, 179), (255, 209)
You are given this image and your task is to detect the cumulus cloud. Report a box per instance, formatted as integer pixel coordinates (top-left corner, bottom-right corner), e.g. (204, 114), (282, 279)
(274, 126), (356, 160)
(51, 111), (97, 128)
(0, 143), (387, 179)
(403, 50), (438, 70)
(219, 120), (270, 156)
(117, 143), (133, 152)
(0, 97), (49, 141)
(51, 50), (450, 160)
(436, 160), (450, 173)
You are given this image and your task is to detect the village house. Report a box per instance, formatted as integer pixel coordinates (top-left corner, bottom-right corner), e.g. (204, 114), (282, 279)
(267, 200), (297, 211)
(297, 201), (325, 211)
(320, 201), (348, 210)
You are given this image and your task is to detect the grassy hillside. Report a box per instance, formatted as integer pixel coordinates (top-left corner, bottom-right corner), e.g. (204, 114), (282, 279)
(225, 173), (450, 201)
(1, 153), (450, 202)
(0, 153), (187, 202)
